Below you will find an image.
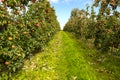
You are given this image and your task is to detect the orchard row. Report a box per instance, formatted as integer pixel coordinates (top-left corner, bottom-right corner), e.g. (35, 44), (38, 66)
(0, 0), (60, 78)
(64, 0), (120, 54)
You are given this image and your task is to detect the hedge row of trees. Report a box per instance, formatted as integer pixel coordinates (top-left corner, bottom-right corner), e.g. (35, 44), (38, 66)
(64, 0), (120, 54)
(0, 0), (60, 78)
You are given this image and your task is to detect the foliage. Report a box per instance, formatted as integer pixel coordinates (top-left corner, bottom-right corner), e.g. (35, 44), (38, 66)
(0, 0), (60, 78)
(64, 0), (120, 54)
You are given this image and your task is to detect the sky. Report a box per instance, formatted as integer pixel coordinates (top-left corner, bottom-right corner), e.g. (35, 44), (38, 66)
(49, 0), (120, 29)
(49, 0), (94, 29)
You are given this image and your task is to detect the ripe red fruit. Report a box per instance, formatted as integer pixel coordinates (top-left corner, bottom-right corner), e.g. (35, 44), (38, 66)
(35, 23), (40, 27)
(1, 14), (5, 18)
(1, 0), (5, 3)
(5, 61), (10, 65)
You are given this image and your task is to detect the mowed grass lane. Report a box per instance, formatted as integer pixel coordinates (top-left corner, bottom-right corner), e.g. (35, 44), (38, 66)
(12, 31), (99, 80)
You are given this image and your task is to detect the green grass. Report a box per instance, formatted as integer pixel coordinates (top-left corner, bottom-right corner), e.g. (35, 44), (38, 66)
(56, 32), (98, 80)
(10, 31), (120, 80)
(88, 51), (120, 80)
(71, 33), (120, 80)
(12, 31), (63, 80)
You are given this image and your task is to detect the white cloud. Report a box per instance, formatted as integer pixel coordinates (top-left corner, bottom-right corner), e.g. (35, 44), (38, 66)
(49, 0), (59, 3)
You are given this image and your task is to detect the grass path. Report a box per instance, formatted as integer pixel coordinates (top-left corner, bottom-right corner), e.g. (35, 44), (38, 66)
(12, 31), (99, 80)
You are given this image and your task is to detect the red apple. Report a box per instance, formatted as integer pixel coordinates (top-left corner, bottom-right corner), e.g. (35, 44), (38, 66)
(5, 61), (10, 65)
(1, 0), (5, 3)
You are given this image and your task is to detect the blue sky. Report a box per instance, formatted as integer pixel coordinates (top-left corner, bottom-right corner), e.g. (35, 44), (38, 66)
(49, 0), (94, 29)
(49, 0), (120, 29)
